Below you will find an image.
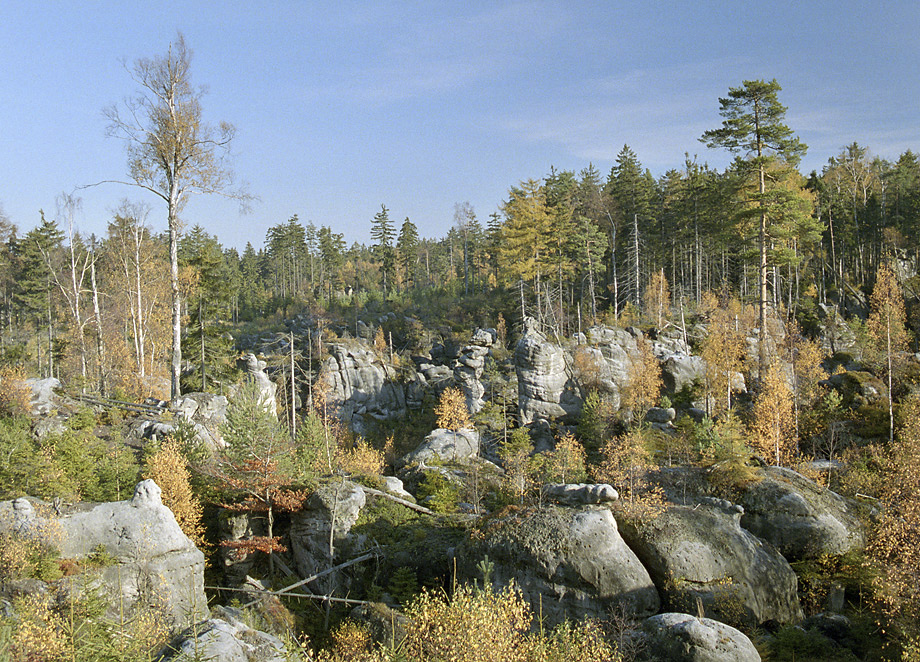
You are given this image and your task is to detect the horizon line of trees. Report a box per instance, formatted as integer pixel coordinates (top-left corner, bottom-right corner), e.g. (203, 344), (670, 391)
(1, 79), (919, 398)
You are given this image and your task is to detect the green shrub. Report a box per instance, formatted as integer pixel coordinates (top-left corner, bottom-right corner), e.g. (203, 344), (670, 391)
(417, 471), (461, 514)
(66, 407), (97, 431)
(387, 566), (419, 605)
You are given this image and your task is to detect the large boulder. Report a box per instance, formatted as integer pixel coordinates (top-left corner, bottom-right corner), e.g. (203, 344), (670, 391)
(634, 612), (761, 662)
(24, 377), (61, 416)
(660, 353), (706, 396)
(738, 466), (866, 561)
(2, 480), (208, 629)
(462, 505), (660, 627)
(618, 499), (803, 626)
(288, 480), (367, 594)
(400, 428), (480, 466)
(515, 319), (581, 424)
(160, 605), (285, 662)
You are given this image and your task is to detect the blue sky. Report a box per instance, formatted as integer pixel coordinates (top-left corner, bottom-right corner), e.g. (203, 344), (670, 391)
(1, 1), (918, 249)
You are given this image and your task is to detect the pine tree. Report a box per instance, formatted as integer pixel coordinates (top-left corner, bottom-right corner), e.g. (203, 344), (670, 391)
(216, 382), (307, 575)
(14, 213), (64, 377)
(179, 226), (234, 392)
(701, 79), (808, 379)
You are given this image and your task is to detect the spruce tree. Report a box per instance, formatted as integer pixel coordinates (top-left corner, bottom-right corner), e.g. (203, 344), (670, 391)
(397, 217), (419, 290)
(370, 204), (396, 294)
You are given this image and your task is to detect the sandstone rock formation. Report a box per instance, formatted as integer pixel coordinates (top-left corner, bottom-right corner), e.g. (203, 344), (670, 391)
(452, 327), (495, 414)
(130, 391), (229, 450)
(515, 319), (581, 424)
(738, 466), (866, 561)
(463, 505), (660, 627)
(238, 353), (278, 414)
(160, 605), (285, 662)
(289, 480), (366, 594)
(618, 498), (803, 626)
(542, 483), (618, 506)
(1, 480), (207, 629)
(634, 612), (761, 662)
(321, 343), (410, 435)
(24, 377), (61, 416)
(400, 427), (480, 466)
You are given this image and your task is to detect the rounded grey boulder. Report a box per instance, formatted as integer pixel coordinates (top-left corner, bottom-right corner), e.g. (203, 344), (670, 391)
(462, 505), (659, 627)
(635, 612), (761, 662)
(618, 499), (802, 626)
(738, 466), (866, 561)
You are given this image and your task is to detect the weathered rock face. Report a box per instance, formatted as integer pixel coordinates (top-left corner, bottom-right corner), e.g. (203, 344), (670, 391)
(659, 353), (706, 396)
(463, 505), (660, 627)
(634, 612), (761, 662)
(288, 480), (366, 594)
(516, 320), (581, 424)
(453, 328), (495, 414)
(130, 392), (228, 450)
(24, 377), (61, 416)
(816, 304), (856, 354)
(238, 353), (278, 415)
(584, 325), (642, 405)
(618, 499), (803, 626)
(2, 481), (208, 629)
(218, 510), (266, 586)
(400, 428), (480, 466)
(738, 467), (866, 561)
(176, 392), (228, 449)
(321, 344), (411, 435)
(160, 605), (285, 662)
(827, 369), (888, 409)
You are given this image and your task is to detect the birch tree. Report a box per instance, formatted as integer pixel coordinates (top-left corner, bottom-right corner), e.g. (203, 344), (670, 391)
(104, 32), (249, 401)
(868, 262), (908, 443)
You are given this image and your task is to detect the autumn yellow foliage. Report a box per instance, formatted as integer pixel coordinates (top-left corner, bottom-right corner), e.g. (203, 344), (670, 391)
(867, 393), (920, 655)
(435, 387), (472, 430)
(0, 366), (32, 416)
(621, 338), (662, 423)
(592, 428), (666, 520)
(143, 438), (206, 546)
(700, 306), (746, 416)
(748, 361), (796, 467)
(334, 437), (385, 477)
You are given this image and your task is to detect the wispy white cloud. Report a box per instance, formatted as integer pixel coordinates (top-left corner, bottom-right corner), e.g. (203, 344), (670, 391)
(308, 0), (569, 105)
(495, 58), (754, 169)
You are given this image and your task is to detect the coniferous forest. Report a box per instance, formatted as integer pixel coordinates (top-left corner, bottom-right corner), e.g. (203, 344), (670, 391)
(2, 33), (920, 662)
